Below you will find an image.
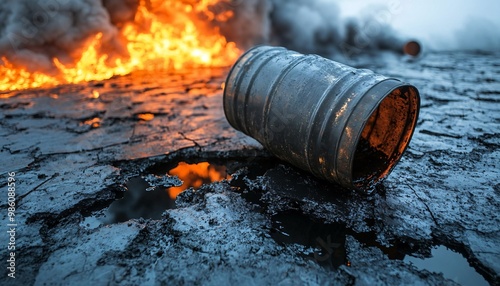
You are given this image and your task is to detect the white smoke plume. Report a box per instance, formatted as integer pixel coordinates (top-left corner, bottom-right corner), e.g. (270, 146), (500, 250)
(232, 0), (423, 62)
(0, 0), (137, 74)
(215, 0), (421, 61)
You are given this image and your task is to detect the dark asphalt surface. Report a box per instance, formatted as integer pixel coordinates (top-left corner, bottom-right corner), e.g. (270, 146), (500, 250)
(0, 51), (498, 285)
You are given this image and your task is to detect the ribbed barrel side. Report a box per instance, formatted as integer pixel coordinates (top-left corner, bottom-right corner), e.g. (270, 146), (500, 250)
(224, 46), (420, 190)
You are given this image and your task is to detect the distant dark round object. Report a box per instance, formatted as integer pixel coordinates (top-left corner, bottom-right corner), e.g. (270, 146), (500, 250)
(403, 41), (421, 56)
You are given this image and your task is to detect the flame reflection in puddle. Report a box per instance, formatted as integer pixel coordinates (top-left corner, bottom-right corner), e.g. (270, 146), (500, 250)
(137, 113), (155, 121)
(167, 161), (231, 199)
(105, 161), (231, 223)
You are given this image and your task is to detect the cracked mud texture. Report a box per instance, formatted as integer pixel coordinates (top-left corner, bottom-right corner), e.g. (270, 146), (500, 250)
(1, 52), (499, 285)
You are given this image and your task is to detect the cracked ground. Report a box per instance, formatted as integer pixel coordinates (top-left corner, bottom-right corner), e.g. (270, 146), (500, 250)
(0, 52), (499, 285)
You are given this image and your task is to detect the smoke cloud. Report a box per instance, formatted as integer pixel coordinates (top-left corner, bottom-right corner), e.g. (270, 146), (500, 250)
(222, 0), (416, 60)
(0, 0), (133, 74)
(268, 0), (342, 57)
(216, 0), (271, 49)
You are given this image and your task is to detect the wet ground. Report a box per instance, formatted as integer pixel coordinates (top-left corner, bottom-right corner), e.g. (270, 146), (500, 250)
(0, 51), (499, 285)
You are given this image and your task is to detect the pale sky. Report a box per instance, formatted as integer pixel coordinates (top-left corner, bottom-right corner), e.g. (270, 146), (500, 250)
(337, 0), (500, 51)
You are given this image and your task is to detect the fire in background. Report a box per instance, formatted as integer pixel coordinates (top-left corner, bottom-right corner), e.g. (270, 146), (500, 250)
(0, 0), (242, 91)
(0, 0), (417, 92)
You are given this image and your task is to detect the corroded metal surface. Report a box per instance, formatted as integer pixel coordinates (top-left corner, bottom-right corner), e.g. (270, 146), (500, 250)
(0, 52), (499, 285)
(223, 46), (420, 190)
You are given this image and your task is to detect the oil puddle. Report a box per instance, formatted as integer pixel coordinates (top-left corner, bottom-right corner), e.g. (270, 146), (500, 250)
(404, 246), (489, 286)
(105, 160), (231, 223)
(269, 208), (489, 284)
(269, 209), (489, 284)
(242, 165), (488, 279)
(271, 210), (348, 270)
(102, 155), (490, 284)
(268, 209), (405, 270)
(228, 162), (489, 281)
(105, 176), (176, 223)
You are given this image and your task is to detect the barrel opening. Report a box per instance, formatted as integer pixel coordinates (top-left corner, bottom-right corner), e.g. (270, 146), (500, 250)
(352, 86), (419, 188)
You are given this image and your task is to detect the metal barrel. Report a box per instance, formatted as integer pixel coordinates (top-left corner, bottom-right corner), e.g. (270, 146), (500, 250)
(223, 46), (420, 190)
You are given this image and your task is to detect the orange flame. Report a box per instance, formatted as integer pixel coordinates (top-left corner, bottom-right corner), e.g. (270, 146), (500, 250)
(0, 0), (240, 92)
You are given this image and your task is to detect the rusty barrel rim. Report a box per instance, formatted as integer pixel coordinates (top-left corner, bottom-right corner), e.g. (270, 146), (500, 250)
(347, 80), (420, 189)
